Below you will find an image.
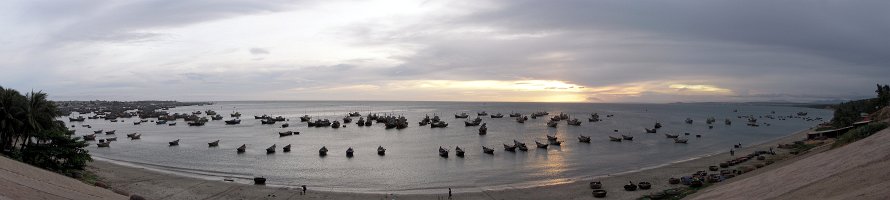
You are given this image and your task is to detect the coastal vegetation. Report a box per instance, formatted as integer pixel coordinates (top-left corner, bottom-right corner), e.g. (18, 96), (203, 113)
(0, 86), (91, 177)
(832, 122), (888, 148)
(829, 84), (890, 128)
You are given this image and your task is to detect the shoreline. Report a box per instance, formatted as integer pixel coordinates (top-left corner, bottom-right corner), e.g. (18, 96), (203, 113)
(88, 127), (816, 199)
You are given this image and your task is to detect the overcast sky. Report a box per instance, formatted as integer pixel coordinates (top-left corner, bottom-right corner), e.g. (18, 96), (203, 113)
(2, 0), (887, 102)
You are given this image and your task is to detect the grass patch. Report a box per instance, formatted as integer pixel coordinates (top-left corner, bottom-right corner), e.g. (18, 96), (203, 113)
(832, 122), (888, 148)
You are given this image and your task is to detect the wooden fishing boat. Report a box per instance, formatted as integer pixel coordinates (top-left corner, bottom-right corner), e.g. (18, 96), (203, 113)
(377, 146), (386, 156)
(169, 139), (180, 146)
(609, 136), (622, 142)
(266, 144), (276, 154)
(535, 141), (549, 149)
(578, 135), (591, 143)
(283, 144), (291, 152)
(439, 146), (449, 158)
(621, 135), (634, 140)
(483, 146), (494, 154)
(665, 133), (679, 138)
(319, 146), (328, 156)
(237, 144), (246, 153)
(97, 142), (110, 148)
(346, 147), (354, 157)
(208, 140), (219, 147)
(455, 146), (465, 157)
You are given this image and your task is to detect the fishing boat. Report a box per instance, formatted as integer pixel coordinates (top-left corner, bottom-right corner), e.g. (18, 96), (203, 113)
(609, 136), (622, 142)
(261, 119), (276, 125)
(319, 146), (328, 156)
(546, 135), (558, 141)
(133, 121), (141, 125)
(578, 135), (591, 143)
(478, 123), (488, 135)
(535, 141), (549, 149)
(283, 144), (291, 152)
(645, 128), (657, 133)
(589, 113), (601, 122)
(231, 112), (241, 117)
(454, 113), (469, 118)
(377, 146), (386, 156)
(674, 138), (688, 143)
(105, 130), (116, 135)
(654, 122), (662, 129)
(483, 146), (494, 154)
(725, 118), (732, 125)
(300, 115), (311, 122)
(665, 133), (679, 138)
(255, 115), (270, 119)
(477, 111), (488, 116)
(331, 120), (341, 128)
(343, 117), (352, 123)
(515, 116), (528, 123)
(490, 113), (504, 118)
(97, 142), (110, 148)
(509, 112), (521, 117)
(357, 117), (366, 126)
(237, 144), (246, 153)
(279, 131), (294, 137)
(364, 119), (372, 126)
(430, 121), (448, 128)
(168, 122), (176, 126)
(156, 120), (167, 125)
(266, 144), (276, 154)
(208, 140), (219, 147)
(514, 140), (528, 151)
(455, 146), (465, 157)
(225, 119), (241, 125)
(566, 118), (582, 126)
(503, 144), (516, 152)
(211, 115), (223, 120)
(129, 134), (141, 140)
(69, 116), (86, 122)
(622, 135), (634, 140)
(94, 130), (103, 134)
(685, 118), (694, 124)
(169, 139), (180, 146)
(348, 112), (361, 117)
(547, 120), (558, 128)
(464, 117), (483, 126)
(346, 147), (354, 157)
(105, 137), (117, 141)
(188, 121), (205, 126)
(254, 177), (266, 185)
(439, 146), (449, 158)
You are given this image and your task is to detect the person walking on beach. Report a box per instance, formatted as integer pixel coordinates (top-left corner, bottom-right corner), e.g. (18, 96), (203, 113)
(448, 188), (452, 199)
(730, 149), (735, 156)
(301, 185), (306, 195)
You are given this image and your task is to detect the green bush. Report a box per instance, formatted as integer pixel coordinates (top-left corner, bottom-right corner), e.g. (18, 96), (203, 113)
(833, 122), (889, 148)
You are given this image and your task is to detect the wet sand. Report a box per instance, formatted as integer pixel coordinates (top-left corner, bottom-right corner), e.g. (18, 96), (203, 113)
(88, 128), (816, 200)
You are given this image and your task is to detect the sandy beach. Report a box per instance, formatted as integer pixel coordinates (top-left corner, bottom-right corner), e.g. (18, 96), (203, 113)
(86, 128), (816, 200)
(0, 156), (125, 200)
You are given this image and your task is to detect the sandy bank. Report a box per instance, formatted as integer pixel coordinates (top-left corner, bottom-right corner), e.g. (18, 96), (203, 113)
(689, 126), (890, 200)
(88, 128), (814, 200)
(0, 156), (125, 200)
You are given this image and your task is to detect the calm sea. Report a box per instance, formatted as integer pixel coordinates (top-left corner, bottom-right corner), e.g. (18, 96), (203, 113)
(69, 101), (830, 193)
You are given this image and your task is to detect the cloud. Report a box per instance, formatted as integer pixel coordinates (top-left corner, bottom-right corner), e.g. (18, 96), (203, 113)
(1, 0), (888, 102)
(249, 48), (270, 55)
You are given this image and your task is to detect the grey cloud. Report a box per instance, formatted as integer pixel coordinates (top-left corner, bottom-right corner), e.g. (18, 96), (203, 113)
(249, 48), (270, 55)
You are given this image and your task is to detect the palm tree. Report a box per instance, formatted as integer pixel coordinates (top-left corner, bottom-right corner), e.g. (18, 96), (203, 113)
(0, 86), (26, 152)
(22, 91), (59, 149)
